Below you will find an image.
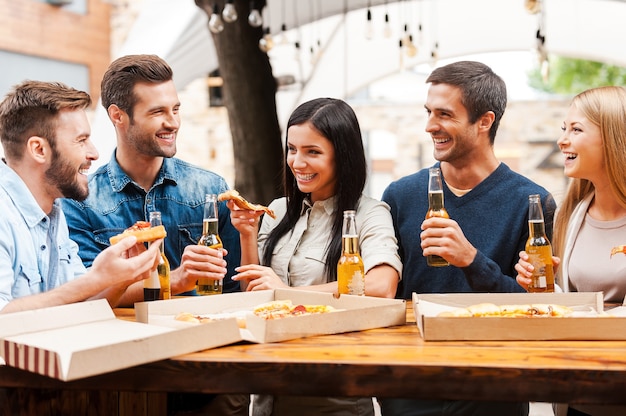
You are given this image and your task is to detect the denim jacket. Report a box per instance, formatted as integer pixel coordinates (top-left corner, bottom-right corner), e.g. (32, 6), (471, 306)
(62, 151), (241, 293)
(0, 162), (86, 310)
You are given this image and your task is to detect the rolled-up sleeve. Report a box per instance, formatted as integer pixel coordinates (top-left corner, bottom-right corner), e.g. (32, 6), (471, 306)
(357, 197), (403, 280)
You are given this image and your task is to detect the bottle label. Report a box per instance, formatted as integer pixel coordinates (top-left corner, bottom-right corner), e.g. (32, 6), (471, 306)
(535, 274), (547, 289)
(526, 250), (554, 292)
(348, 270), (365, 296)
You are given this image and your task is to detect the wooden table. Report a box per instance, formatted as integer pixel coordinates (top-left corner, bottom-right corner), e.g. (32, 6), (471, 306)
(2, 305), (626, 414)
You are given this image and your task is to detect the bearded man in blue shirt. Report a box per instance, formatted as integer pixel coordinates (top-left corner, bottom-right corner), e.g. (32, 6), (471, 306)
(0, 80), (161, 313)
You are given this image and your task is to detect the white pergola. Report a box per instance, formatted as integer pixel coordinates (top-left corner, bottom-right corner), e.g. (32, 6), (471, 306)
(91, 0), (626, 162)
(122, 0), (626, 94)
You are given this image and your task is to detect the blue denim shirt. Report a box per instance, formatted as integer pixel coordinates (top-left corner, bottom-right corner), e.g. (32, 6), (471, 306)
(0, 162), (86, 310)
(61, 151), (241, 293)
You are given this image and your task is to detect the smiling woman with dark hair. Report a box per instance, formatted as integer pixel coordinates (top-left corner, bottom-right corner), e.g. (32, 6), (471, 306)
(226, 97), (402, 416)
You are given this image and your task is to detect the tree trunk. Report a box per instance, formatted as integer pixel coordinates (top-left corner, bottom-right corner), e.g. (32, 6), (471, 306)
(195, 0), (284, 206)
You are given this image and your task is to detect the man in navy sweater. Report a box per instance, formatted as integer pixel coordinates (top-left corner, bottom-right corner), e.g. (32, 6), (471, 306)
(380, 61), (555, 416)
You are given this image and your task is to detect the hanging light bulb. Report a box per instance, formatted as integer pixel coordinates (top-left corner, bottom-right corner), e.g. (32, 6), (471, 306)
(294, 40), (301, 60)
(417, 23), (423, 46)
(259, 27), (275, 53)
(398, 38), (405, 71)
(405, 34), (418, 57)
(222, 0), (238, 23)
(535, 30), (546, 60)
(248, 1), (263, 27)
(525, 0), (541, 14)
(401, 24), (410, 48)
(208, 3), (224, 34)
(277, 23), (289, 45)
(310, 45), (318, 65)
(535, 28), (550, 82)
(383, 13), (392, 39)
(430, 42), (439, 65)
(365, 8), (374, 40)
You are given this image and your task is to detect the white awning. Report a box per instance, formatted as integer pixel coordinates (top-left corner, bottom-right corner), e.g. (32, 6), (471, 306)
(90, 0), (626, 166)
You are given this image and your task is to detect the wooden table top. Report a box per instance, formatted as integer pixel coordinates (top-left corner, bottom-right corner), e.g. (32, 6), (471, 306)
(2, 305), (626, 405)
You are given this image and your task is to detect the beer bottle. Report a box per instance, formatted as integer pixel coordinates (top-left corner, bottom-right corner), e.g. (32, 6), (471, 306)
(143, 213), (161, 302)
(149, 211), (171, 300)
(337, 210), (365, 296)
(197, 194), (223, 295)
(525, 194), (555, 292)
(425, 167), (450, 267)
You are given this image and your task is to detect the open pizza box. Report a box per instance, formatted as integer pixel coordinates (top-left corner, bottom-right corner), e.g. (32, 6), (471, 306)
(413, 292), (626, 341)
(136, 288), (406, 343)
(0, 299), (241, 381)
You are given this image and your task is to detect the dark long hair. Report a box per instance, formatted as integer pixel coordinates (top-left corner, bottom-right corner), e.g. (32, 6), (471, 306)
(261, 98), (367, 282)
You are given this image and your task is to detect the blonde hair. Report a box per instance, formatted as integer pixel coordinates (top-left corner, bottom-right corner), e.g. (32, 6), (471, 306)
(553, 86), (626, 259)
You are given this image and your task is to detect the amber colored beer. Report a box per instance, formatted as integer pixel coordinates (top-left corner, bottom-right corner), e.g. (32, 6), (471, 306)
(425, 190), (450, 267)
(197, 217), (223, 295)
(526, 220), (555, 292)
(149, 211), (171, 300)
(157, 253), (171, 300)
(338, 235), (365, 295)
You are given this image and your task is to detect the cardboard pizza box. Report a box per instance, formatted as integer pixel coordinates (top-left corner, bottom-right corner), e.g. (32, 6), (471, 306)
(0, 299), (241, 381)
(412, 292), (626, 341)
(136, 288), (406, 343)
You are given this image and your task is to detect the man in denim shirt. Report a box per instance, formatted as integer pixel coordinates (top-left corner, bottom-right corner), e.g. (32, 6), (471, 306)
(0, 81), (161, 313)
(63, 55), (242, 302)
(62, 54), (248, 415)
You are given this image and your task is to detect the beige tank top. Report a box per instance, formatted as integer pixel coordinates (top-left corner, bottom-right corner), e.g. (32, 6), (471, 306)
(568, 213), (626, 303)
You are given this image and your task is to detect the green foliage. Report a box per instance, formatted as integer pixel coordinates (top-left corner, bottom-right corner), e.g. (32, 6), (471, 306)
(528, 56), (626, 95)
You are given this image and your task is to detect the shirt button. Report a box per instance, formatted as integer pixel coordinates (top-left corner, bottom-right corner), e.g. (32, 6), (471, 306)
(40, 245), (46, 251)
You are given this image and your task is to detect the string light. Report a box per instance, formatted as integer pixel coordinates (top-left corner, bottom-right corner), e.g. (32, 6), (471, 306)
(248, 1), (263, 27)
(259, 27), (275, 52)
(365, 1), (373, 40)
(383, 13), (392, 38)
(277, 0), (289, 45)
(525, 0), (541, 14)
(383, 0), (392, 39)
(208, 3), (224, 34)
(431, 42), (439, 65)
(222, 0), (238, 23)
(405, 35), (417, 57)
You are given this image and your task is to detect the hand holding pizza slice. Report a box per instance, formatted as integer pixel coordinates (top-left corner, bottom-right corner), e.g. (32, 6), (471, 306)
(218, 190), (276, 219)
(109, 221), (167, 245)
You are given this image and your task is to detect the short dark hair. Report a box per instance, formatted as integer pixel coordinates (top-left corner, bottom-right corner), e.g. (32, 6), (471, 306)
(100, 54), (173, 119)
(262, 98), (367, 282)
(427, 61), (507, 144)
(0, 80), (91, 160)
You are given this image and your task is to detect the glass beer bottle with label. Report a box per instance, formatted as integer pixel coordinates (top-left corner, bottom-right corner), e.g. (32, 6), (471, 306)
(143, 213), (161, 302)
(149, 211), (171, 300)
(425, 167), (450, 267)
(525, 194), (555, 292)
(197, 194), (223, 295)
(337, 210), (365, 296)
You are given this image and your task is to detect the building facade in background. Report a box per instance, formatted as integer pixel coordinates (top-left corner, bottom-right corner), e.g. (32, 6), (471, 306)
(0, 0), (111, 103)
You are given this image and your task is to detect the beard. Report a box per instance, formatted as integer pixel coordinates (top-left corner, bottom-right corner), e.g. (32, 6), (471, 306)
(45, 146), (89, 201)
(127, 120), (177, 158)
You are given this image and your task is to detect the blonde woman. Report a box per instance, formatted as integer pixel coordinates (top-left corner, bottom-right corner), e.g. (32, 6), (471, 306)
(516, 86), (626, 416)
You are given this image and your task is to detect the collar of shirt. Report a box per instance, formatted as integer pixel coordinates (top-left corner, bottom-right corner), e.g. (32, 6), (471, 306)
(106, 149), (179, 193)
(299, 195), (337, 216)
(0, 161), (48, 228)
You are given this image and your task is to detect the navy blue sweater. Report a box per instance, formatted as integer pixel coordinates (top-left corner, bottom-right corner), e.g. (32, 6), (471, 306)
(382, 163), (556, 299)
